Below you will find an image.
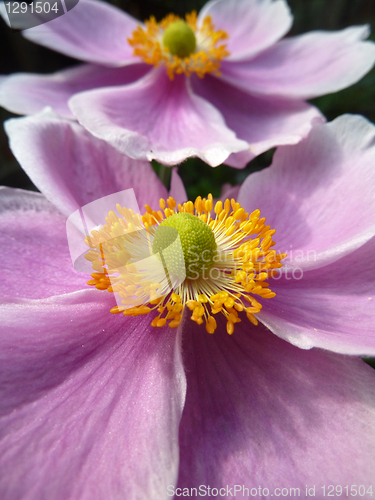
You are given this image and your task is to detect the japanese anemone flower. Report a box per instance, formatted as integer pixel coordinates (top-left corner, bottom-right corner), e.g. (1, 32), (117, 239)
(1, 0), (375, 167)
(1, 109), (375, 499)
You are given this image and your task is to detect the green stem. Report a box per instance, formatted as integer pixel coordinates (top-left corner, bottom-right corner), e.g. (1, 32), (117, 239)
(158, 164), (172, 189)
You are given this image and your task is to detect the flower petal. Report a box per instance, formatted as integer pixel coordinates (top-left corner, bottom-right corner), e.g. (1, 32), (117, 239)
(0, 63), (149, 118)
(69, 68), (249, 167)
(0, 187), (85, 299)
(170, 168), (188, 205)
(22, 0), (139, 66)
(220, 26), (375, 99)
(198, 0), (292, 61)
(5, 110), (168, 218)
(0, 291), (186, 500)
(219, 183), (240, 201)
(177, 318), (375, 491)
(192, 74), (323, 168)
(259, 235), (375, 355)
(238, 115), (375, 271)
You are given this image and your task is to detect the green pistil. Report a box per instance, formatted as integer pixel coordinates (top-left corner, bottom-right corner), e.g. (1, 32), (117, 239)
(152, 213), (217, 279)
(162, 21), (196, 58)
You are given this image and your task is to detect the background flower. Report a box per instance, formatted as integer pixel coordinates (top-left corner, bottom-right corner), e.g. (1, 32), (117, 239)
(1, 0), (375, 167)
(1, 0), (375, 200)
(1, 111), (375, 498)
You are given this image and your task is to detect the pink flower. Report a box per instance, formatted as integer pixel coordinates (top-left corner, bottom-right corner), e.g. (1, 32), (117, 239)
(1, 110), (375, 498)
(1, 0), (375, 167)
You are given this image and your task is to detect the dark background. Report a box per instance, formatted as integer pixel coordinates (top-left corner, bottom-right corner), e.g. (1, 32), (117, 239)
(1, 0), (375, 199)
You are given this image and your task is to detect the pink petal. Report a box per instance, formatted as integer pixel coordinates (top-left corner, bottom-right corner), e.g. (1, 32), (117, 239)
(198, 0), (292, 61)
(238, 115), (375, 271)
(177, 318), (375, 490)
(0, 292), (186, 499)
(0, 63), (149, 118)
(69, 68), (249, 167)
(220, 26), (375, 99)
(219, 183), (240, 201)
(193, 74), (323, 168)
(170, 168), (187, 205)
(259, 235), (375, 355)
(5, 110), (168, 218)
(22, 0), (139, 66)
(0, 187), (84, 299)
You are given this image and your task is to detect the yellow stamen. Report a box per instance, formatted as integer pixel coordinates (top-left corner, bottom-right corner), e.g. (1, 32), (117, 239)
(128, 11), (230, 80)
(85, 193), (286, 335)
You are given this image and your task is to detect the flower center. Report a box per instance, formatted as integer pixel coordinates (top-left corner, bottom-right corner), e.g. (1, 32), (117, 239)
(85, 195), (286, 335)
(162, 20), (196, 58)
(128, 12), (230, 79)
(152, 212), (216, 279)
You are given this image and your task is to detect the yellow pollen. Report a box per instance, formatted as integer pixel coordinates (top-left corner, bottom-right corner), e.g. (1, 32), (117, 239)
(85, 194), (286, 335)
(128, 11), (230, 79)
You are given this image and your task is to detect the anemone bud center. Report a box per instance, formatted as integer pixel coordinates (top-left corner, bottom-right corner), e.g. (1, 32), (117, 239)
(152, 212), (216, 279)
(162, 20), (196, 58)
